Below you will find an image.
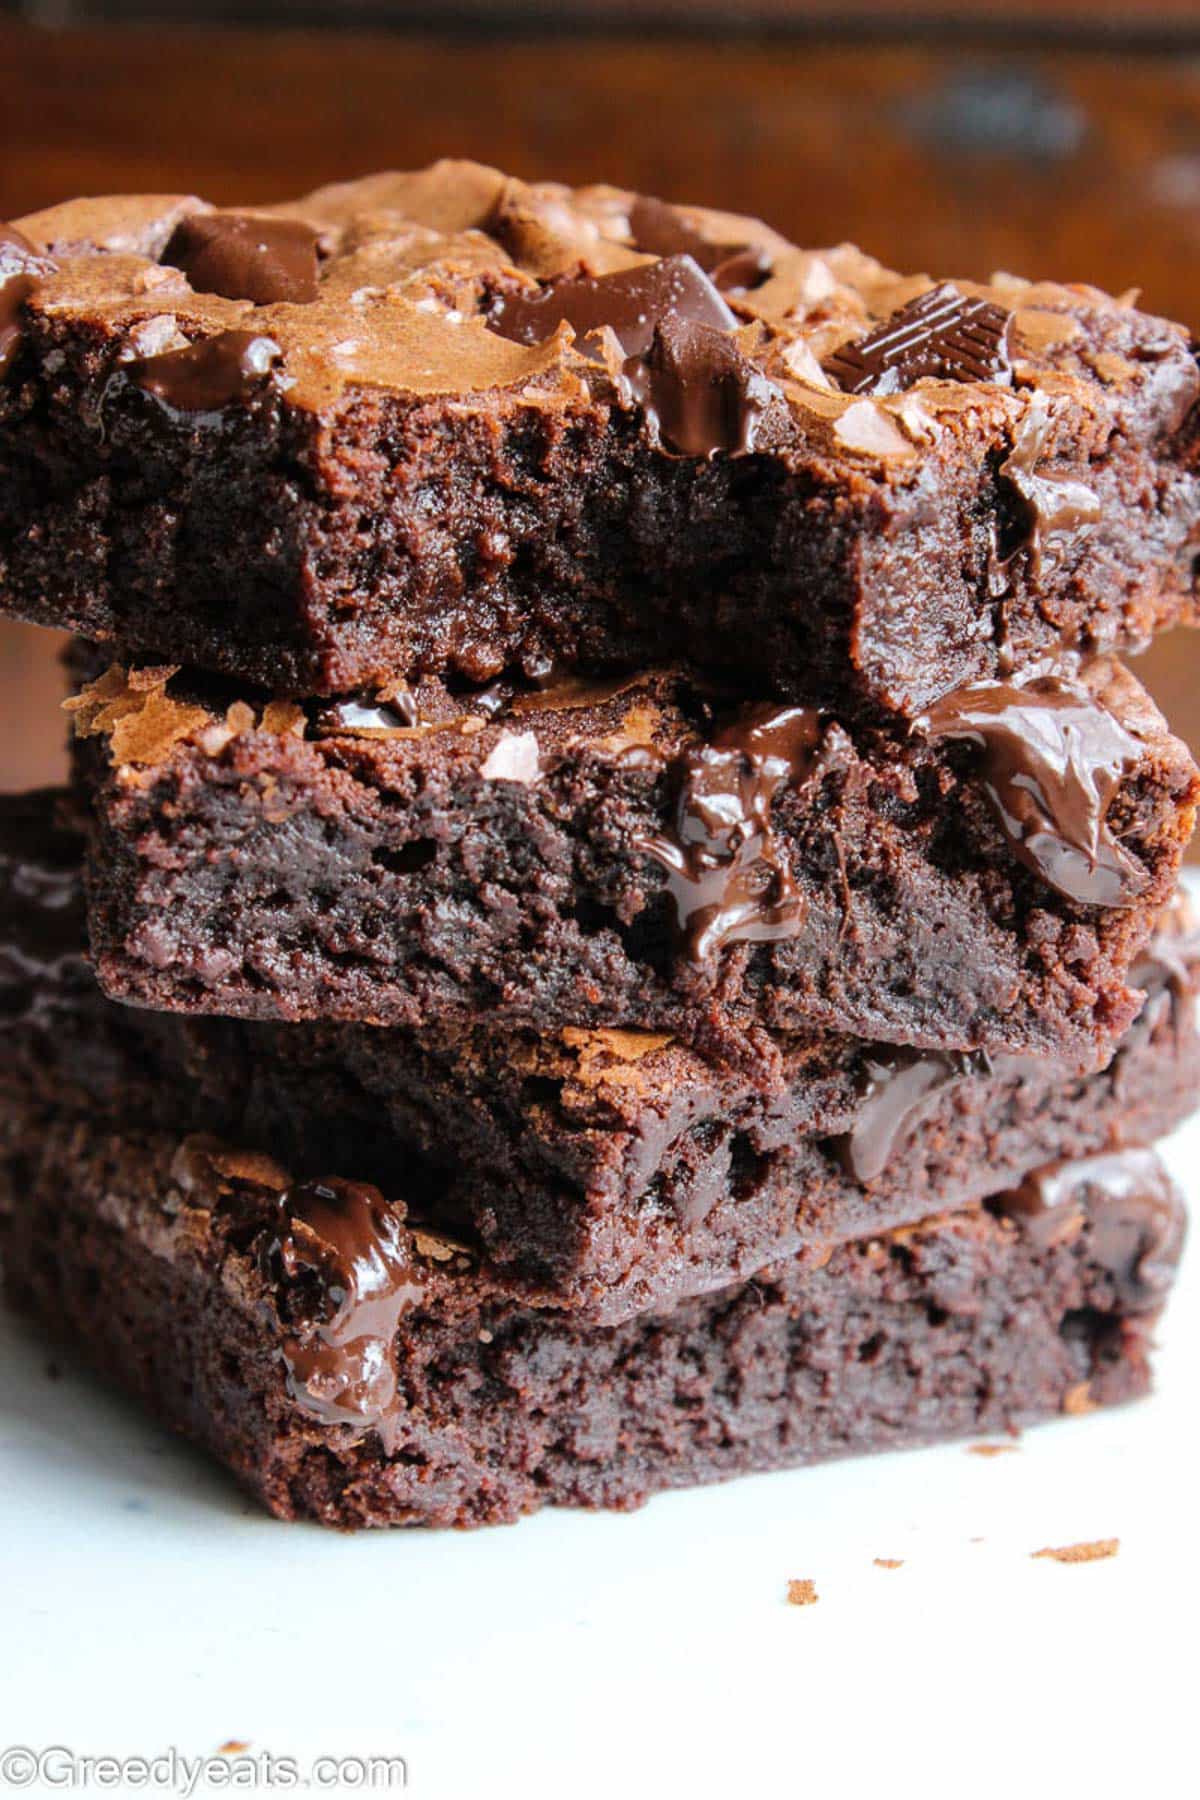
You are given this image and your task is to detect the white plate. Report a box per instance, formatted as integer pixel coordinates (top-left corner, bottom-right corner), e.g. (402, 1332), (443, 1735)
(1, 1111), (1196, 1800)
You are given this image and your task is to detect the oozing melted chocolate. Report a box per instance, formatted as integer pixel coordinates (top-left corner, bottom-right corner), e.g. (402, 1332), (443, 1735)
(824, 283), (1013, 396)
(998, 396), (1101, 573)
(488, 252), (737, 359)
(266, 1178), (422, 1448)
(635, 702), (823, 962)
(837, 1045), (989, 1183)
(126, 329), (283, 414)
(0, 222), (55, 378)
(622, 316), (778, 457)
(316, 690), (420, 736)
(920, 674), (1149, 907)
(162, 212), (320, 306)
(994, 1148), (1184, 1309)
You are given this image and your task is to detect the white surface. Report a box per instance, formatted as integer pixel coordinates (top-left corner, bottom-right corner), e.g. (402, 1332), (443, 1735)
(1, 1123), (1197, 1800)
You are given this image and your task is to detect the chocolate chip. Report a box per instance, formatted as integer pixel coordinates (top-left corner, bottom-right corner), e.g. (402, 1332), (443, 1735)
(622, 316), (779, 457)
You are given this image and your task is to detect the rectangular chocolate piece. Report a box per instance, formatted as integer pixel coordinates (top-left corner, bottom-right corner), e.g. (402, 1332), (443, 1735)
(0, 1097), (1183, 1528)
(67, 654), (1199, 1070)
(5, 789), (1197, 1322)
(3, 164), (1199, 715)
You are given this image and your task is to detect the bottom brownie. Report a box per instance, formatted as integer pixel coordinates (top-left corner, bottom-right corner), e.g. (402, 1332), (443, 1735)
(1, 1101), (1184, 1529)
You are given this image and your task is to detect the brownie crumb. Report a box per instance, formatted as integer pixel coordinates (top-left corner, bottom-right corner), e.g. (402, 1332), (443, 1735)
(1062, 1381), (1097, 1415)
(967, 1442), (1019, 1457)
(786, 1578), (819, 1606)
(1032, 1538), (1119, 1564)
(873, 1557), (904, 1569)
(217, 1741), (250, 1755)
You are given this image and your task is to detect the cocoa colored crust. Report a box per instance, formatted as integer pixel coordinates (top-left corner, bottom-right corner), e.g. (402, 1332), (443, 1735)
(4, 789), (1197, 1321)
(2, 163), (1199, 713)
(0, 1101), (1182, 1529)
(67, 655), (1199, 1068)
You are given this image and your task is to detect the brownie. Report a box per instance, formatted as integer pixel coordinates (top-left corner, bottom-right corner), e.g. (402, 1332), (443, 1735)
(67, 653), (1199, 1068)
(1, 1099), (1183, 1528)
(3, 164), (1199, 714)
(5, 787), (1197, 1321)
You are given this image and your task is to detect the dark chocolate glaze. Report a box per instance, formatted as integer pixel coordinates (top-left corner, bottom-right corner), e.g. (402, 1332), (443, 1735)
(920, 674), (1149, 907)
(162, 212), (320, 306)
(627, 196), (772, 291)
(999, 396), (1102, 572)
(0, 222), (55, 378)
(267, 1177), (422, 1447)
(836, 1045), (989, 1182)
(635, 701), (823, 962)
(488, 253), (737, 359)
(824, 282), (1013, 396)
(127, 329), (283, 415)
(995, 1148), (1185, 1309)
(622, 316), (779, 457)
(317, 691), (420, 736)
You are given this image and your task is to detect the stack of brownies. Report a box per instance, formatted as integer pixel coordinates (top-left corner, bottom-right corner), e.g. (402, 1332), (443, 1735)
(1, 161), (1199, 1527)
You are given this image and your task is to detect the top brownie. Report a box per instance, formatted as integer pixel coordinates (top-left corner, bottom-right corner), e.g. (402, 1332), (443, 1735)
(2, 161), (1198, 712)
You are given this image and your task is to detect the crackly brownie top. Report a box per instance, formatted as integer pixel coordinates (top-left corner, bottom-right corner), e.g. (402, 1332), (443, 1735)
(6, 159), (1198, 465)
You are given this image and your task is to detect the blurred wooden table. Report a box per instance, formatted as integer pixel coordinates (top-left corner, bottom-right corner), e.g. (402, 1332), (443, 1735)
(3, 15), (1200, 819)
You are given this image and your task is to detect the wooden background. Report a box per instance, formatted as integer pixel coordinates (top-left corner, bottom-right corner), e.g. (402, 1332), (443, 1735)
(3, 11), (1200, 836)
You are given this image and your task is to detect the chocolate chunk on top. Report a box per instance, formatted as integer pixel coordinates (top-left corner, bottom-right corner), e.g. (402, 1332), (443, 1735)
(823, 282), (1013, 395)
(162, 212), (320, 306)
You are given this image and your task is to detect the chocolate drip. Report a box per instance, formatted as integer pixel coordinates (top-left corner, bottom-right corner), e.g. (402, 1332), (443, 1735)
(162, 212), (320, 306)
(127, 329), (283, 415)
(267, 1178), (422, 1447)
(995, 1148), (1185, 1309)
(316, 690), (420, 736)
(488, 253), (737, 358)
(998, 396), (1101, 573)
(627, 196), (771, 291)
(920, 674), (1149, 907)
(824, 283), (1013, 396)
(837, 1046), (988, 1183)
(636, 702), (822, 962)
(622, 316), (778, 457)
(0, 222), (55, 378)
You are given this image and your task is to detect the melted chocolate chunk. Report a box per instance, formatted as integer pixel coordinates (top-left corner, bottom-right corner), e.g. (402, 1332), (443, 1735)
(267, 1177), (422, 1447)
(921, 674), (1149, 907)
(635, 702), (823, 962)
(1128, 920), (1200, 1050)
(162, 212), (320, 306)
(837, 1046), (988, 1182)
(127, 330), (283, 415)
(995, 1148), (1184, 1308)
(998, 396), (1101, 572)
(824, 283), (1013, 396)
(316, 690), (420, 736)
(0, 222), (56, 378)
(488, 253), (737, 359)
(628, 196), (771, 291)
(623, 316), (778, 457)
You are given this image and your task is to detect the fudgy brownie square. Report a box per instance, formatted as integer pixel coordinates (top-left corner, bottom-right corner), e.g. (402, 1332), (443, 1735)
(3, 163), (1199, 712)
(67, 654), (1199, 1069)
(1, 1099), (1183, 1528)
(5, 788), (1196, 1321)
